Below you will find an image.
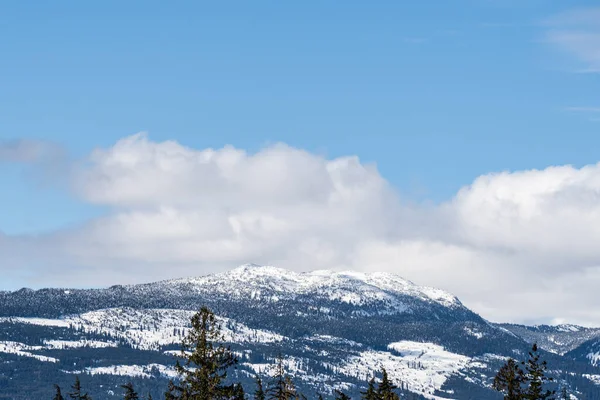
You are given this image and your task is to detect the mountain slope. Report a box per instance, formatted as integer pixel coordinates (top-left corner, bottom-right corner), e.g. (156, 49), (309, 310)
(498, 323), (600, 355)
(0, 264), (468, 318)
(0, 265), (598, 400)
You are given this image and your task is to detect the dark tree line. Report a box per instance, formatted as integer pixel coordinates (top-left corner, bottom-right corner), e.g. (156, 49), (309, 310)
(52, 306), (559, 399)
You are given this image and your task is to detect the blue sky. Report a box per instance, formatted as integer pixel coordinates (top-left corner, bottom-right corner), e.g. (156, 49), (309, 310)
(1, 0), (599, 235)
(2, 1), (600, 324)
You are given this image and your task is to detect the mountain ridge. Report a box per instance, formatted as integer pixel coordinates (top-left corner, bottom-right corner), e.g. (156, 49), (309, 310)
(1, 264), (600, 399)
(3, 264), (461, 309)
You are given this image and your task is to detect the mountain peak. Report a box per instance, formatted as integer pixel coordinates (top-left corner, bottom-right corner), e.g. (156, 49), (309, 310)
(168, 264), (461, 309)
(230, 263), (289, 276)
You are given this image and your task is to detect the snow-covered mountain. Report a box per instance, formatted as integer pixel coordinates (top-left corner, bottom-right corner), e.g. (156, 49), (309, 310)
(167, 264), (462, 309)
(498, 323), (600, 355)
(0, 264), (469, 318)
(0, 265), (599, 400)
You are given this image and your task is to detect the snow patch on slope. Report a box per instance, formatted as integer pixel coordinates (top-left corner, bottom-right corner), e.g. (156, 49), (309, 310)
(0, 341), (59, 363)
(304, 334), (363, 348)
(43, 340), (118, 349)
(587, 352), (600, 366)
(463, 326), (484, 339)
(338, 341), (470, 398)
(242, 355), (348, 392)
(2, 308), (285, 351)
(0, 317), (70, 327)
(583, 374), (600, 385)
(68, 364), (178, 379)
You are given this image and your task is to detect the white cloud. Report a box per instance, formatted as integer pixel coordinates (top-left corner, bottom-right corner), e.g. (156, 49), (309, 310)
(60, 134), (401, 276)
(4, 133), (600, 326)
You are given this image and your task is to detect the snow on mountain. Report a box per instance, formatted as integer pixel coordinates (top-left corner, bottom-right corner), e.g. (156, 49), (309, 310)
(2, 308), (285, 351)
(4, 305), (475, 397)
(583, 374), (600, 386)
(165, 264), (462, 311)
(0, 317), (71, 327)
(462, 326), (484, 339)
(499, 323), (600, 355)
(3, 264), (597, 399)
(0, 341), (59, 363)
(559, 333), (600, 370)
(556, 324), (583, 333)
(0, 337), (117, 363)
(67, 364), (179, 379)
(304, 334), (363, 348)
(43, 339), (118, 350)
(587, 351), (600, 366)
(337, 341), (470, 398)
(241, 355), (360, 395)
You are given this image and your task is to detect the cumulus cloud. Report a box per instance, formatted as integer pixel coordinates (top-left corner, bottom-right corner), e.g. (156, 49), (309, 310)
(4, 133), (600, 326)
(63, 133), (402, 272)
(543, 7), (600, 73)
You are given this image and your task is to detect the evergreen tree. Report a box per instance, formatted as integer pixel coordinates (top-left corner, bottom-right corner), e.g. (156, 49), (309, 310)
(267, 354), (297, 400)
(232, 383), (245, 400)
(68, 376), (91, 400)
(334, 389), (352, 400)
(523, 344), (555, 400)
(255, 378), (266, 400)
(286, 376), (305, 400)
(377, 369), (399, 400)
(53, 384), (65, 400)
(560, 387), (569, 400)
(147, 395), (153, 400)
(165, 380), (184, 400)
(493, 358), (526, 400)
(291, 386), (307, 400)
(361, 377), (378, 400)
(121, 382), (139, 400)
(165, 306), (238, 400)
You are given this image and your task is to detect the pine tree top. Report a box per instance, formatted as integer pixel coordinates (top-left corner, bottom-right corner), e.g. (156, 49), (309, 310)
(254, 377), (266, 400)
(165, 306), (239, 399)
(68, 376), (91, 400)
(121, 382), (139, 400)
(53, 384), (65, 400)
(361, 377), (378, 400)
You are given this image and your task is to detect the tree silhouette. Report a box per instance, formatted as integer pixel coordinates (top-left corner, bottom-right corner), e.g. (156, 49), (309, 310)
(523, 344), (555, 400)
(165, 306), (238, 400)
(68, 376), (91, 400)
(120, 382), (139, 400)
(377, 368), (399, 400)
(361, 377), (378, 400)
(493, 358), (526, 400)
(53, 384), (65, 400)
(255, 377), (266, 400)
